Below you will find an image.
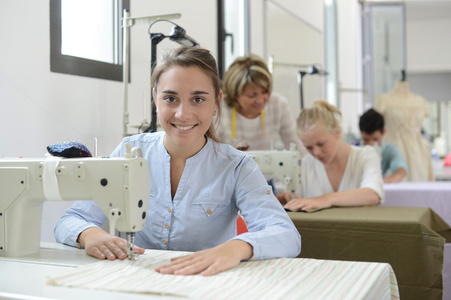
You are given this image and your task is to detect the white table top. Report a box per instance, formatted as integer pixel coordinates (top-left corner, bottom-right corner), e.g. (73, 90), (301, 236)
(0, 243), (399, 300)
(0, 243), (184, 300)
(382, 181), (451, 226)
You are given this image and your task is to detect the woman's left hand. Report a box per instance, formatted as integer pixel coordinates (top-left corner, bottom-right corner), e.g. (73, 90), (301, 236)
(155, 240), (253, 276)
(284, 196), (332, 211)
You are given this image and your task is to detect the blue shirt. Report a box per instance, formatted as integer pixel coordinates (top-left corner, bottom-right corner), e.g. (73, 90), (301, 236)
(54, 132), (301, 260)
(381, 142), (408, 177)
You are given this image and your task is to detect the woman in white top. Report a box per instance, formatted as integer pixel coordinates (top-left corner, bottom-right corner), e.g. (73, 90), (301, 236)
(277, 100), (384, 211)
(215, 54), (305, 153)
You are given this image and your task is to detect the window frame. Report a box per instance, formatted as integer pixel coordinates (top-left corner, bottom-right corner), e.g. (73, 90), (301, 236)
(50, 0), (129, 81)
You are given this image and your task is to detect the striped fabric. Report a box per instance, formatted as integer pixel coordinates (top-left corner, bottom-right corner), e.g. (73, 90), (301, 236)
(47, 250), (399, 300)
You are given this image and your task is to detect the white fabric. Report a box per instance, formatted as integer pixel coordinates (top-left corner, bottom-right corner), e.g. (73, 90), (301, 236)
(216, 93), (306, 155)
(43, 155), (63, 201)
(300, 146), (385, 203)
(47, 249), (399, 300)
(374, 81), (433, 181)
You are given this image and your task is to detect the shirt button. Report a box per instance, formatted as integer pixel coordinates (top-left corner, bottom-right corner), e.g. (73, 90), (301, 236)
(207, 209), (212, 215)
(165, 223), (169, 229)
(168, 208), (172, 213)
(162, 239), (167, 244)
(266, 189), (271, 194)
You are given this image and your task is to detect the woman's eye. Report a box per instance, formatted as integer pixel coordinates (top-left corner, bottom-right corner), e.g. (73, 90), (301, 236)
(193, 97), (204, 104)
(164, 96), (177, 103)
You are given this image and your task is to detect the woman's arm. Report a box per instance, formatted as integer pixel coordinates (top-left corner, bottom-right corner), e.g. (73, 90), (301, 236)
(283, 187), (380, 211)
(383, 167), (407, 183)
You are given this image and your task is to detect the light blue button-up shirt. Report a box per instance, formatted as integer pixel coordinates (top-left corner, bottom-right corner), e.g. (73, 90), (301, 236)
(54, 132), (301, 260)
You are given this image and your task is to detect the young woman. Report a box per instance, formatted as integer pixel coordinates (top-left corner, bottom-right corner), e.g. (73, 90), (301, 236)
(277, 100), (384, 212)
(54, 47), (301, 276)
(215, 54), (305, 153)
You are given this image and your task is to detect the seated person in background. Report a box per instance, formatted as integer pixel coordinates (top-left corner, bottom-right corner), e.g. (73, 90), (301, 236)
(277, 100), (384, 211)
(54, 47), (301, 276)
(215, 54), (305, 154)
(359, 108), (408, 183)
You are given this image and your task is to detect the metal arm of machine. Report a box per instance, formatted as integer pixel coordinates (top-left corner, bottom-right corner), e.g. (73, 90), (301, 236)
(246, 144), (302, 194)
(0, 144), (150, 258)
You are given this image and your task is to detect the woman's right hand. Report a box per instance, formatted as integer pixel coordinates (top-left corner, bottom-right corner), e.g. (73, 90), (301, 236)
(77, 227), (144, 260)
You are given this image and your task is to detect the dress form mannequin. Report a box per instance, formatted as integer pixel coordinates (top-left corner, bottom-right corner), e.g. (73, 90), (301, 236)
(374, 81), (434, 181)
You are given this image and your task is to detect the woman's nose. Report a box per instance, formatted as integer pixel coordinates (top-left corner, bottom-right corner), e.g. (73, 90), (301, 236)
(313, 147), (321, 156)
(175, 102), (190, 119)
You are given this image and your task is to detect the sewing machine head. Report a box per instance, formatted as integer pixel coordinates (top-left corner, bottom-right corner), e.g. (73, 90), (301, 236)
(0, 145), (150, 258)
(246, 143), (302, 193)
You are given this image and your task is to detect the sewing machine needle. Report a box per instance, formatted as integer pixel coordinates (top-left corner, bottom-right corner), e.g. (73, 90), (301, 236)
(126, 232), (138, 260)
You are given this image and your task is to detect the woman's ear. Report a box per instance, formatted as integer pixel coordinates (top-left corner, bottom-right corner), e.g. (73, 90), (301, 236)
(334, 127), (341, 139)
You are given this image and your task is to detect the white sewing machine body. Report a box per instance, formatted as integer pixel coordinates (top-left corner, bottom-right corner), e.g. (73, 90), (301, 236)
(246, 145), (302, 193)
(0, 151), (150, 257)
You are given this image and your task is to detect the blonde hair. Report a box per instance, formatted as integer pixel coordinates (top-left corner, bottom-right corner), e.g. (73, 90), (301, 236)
(151, 47), (221, 142)
(297, 99), (342, 134)
(222, 54), (272, 108)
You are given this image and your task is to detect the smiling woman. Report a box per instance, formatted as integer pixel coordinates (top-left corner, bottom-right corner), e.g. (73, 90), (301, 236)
(216, 54), (305, 153)
(54, 47), (301, 277)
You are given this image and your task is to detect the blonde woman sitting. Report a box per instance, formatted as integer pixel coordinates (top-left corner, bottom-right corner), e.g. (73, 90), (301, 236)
(277, 100), (384, 211)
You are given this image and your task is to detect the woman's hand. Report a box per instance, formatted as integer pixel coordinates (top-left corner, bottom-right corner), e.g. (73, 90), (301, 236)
(155, 240), (253, 276)
(78, 227), (145, 260)
(283, 196), (332, 212)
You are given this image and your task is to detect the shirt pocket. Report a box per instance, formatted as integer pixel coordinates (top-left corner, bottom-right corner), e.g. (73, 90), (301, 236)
(195, 201), (228, 217)
(186, 197), (234, 250)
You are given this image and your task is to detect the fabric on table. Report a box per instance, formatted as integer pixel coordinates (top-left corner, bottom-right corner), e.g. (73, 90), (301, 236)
(47, 249), (399, 300)
(288, 206), (451, 300)
(381, 182), (451, 300)
(382, 181), (451, 227)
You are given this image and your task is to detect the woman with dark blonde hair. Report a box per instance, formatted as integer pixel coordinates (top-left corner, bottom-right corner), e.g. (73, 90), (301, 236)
(277, 99), (384, 211)
(55, 47), (301, 276)
(216, 54), (305, 153)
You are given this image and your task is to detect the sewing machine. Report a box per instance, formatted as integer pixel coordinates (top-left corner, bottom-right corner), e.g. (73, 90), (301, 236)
(246, 144), (302, 194)
(0, 144), (150, 259)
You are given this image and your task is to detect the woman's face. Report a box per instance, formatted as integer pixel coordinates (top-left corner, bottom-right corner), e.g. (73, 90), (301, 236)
(299, 126), (340, 165)
(154, 66), (220, 153)
(235, 83), (269, 118)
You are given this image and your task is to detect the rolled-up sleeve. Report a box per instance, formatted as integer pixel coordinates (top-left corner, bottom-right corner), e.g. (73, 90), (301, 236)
(230, 157), (302, 260)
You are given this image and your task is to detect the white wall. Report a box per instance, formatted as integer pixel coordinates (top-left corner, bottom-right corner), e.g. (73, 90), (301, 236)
(0, 0), (217, 242)
(250, 0), (325, 123)
(336, 0), (364, 136)
(406, 3), (451, 73)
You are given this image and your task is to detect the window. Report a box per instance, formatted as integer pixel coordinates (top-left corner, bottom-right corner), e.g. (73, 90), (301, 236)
(217, 0), (250, 78)
(50, 0), (129, 81)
